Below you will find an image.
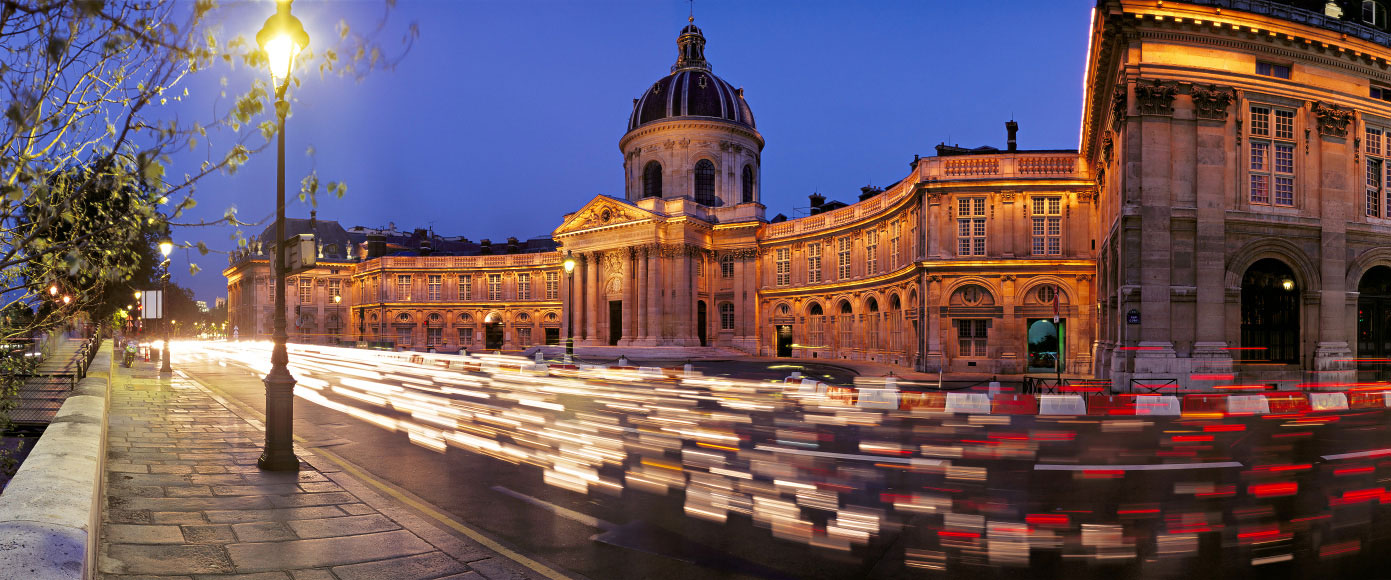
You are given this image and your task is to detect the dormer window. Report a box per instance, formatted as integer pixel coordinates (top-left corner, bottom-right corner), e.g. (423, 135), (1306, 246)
(1256, 61), (1291, 79)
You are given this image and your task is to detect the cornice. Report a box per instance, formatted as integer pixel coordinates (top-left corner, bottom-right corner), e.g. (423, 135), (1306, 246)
(619, 118), (765, 152)
(758, 264), (920, 297)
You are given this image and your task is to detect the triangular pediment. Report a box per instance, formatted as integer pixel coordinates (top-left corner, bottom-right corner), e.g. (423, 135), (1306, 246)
(554, 196), (659, 236)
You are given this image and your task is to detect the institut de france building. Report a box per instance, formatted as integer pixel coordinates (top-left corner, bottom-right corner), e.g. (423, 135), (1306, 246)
(226, 1), (1391, 390)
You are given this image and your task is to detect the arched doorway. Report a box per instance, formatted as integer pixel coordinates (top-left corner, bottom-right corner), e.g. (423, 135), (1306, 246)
(1026, 319), (1061, 372)
(1358, 266), (1391, 375)
(697, 301), (707, 346)
(1240, 258), (1299, 364)
(484, 312), (504, 350)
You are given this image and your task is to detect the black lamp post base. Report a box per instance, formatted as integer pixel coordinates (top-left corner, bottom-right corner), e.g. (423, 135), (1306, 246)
(257, 451), (300, 471)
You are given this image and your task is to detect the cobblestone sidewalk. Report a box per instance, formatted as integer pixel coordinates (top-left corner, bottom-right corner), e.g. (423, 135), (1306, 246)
(98, 359), (542, 580)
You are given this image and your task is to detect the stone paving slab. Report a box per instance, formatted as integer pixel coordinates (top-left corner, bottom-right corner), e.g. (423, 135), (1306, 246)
(98, 361), (542, 579)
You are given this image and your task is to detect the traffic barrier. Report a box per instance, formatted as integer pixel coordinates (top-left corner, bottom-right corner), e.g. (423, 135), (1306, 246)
(1309, 392), (1349, 412)
(1348, 391), (1391, 409)
(857, 388), (899, 410)
(1085, 395), (1180, 416)
(945, 392), (992, 414)
(897, 391), (947, 412)
(1038, 395), (1087, 416)
(991, 394), (1038, 415)
(1227, 394), (1271, 415)
(1264, 393), (1311, 414)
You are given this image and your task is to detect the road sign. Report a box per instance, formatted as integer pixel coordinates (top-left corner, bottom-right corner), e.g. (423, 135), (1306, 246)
(141, 290), (163, 319)
(282, 234), (316, 275)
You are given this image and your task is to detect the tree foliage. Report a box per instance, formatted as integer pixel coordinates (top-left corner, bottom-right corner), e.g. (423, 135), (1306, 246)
(0, 0), (416, 339)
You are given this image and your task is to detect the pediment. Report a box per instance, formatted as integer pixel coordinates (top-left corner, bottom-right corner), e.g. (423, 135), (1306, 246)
(554, 196), (658, 235)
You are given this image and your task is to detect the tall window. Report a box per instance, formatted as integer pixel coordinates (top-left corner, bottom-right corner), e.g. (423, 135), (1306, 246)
(1368, 125), (1388, 218)
(890, 221), (902, 267)
(865, 230), (878, 275)
(775, 248), (790, 286)
(957, 320), (988, 357)
(643, 161), (663, 198)
(458, 327), (473, 347)
(866, 298), (880, 351)
(721, 255), (735, 278)
(807, 243), (822, 283)
(741, 165), (755, 203)
(459, 275), (472, 301)
(719, 302), (734, 330)
(397, 326), (412, 346)
(517, 326), (532, 347)
(396, 275), (411, 301)
(426, 327), (442, 347)
(546, 272), (558, 299)
(1031, 196), (1062, 256)
(1249, 104), (1296, 207)
(694, 159), (716, 205)
(299, 279), (312, 304)
(808, 303), (825, 349)
(427, 275), (442, 300)
(517, 273), (531, 300)
(958, 197), (986, 256)
(837, 302), (854, 355)
(837, 236), (852, 280)
(328, 279), (341, 303)
(488, 274), (502, 301)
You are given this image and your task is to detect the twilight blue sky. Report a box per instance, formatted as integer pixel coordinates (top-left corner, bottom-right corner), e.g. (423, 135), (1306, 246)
(170, 0), (1094, 303)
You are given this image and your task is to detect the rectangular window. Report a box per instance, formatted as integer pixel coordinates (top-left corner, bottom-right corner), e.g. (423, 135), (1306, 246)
(1249, 105), (1296, 207)
(517, 326), (532, 347)
(546, 272), (559, 300)
(807, 243), (822, 284)
(721, 256), (735, 278)
(1031, 196), (1062, 256)
(1369, 158), (1383, 218)
(517, 273), (531, 300)
(1256, 61), (1291, 79)
(299, 279), (312, 304)
(837, 236), (852, 280)
(458, 327), (474, 347)
(396, 275), (411, 301)
(957, 319), (988, 358)
(328, 279), (341, 303)
(488, 274), (501, 301)
(957, 197), (987, 256)
(696, 259), (704, 278)
(426, 327), (442, 347)
(776, 248), (790, 286)
(427, 275), (442, 301)
(459, 275), (472, 301)
(719, 303), (734, 330)
(890, 221), (902, 267)
(1374, 85), (1391, 103)
(1368, 124), (1391, 218)
(397, 327), (412, 346)
(865, 230), (878, 275)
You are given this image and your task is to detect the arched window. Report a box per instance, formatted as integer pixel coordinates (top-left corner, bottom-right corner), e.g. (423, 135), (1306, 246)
(866, 297), (880, 353)
(643, 161), (662, 198)
(808, 302), (825, 352)
(889, 294), (903, 354)
(719, 302), (734, 330)
(838, 300), (854, 356)
(741, 165), (755, 204)
(694, 159), (716, 205)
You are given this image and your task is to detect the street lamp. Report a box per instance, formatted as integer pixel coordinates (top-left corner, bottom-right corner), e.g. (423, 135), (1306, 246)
(563, 251), (575, 362)
(256, 0), (309, 472)
(159, 235), (173, 374)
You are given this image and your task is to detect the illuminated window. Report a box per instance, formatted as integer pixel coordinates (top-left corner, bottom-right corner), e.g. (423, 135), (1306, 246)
(517, 326), (532, 346)
(865, 230), (878, 275)
(427, 275), (442, 301)
(459, 275), (472, 301)
(808, 303), (825, 348)
(721, 255), (735, 278)
(458, 326), (473, 347)
(396, 275), (411, 301)
(957, 197), (986, 256)
(328, 279), (341, 303)
(837, 236), (852, 280)
(1368, 125), (1389, 218)
(957, 319), (988, 357)
(1031, 196), (1063, 256)
(545, 272), (558, 299)
(807, 243), (822, 284)
(397, 326), (412, 346)
(1249, 104), (1296, 207)
(890, 221), (902, 267)
(517, 273), (530, 300)
(488, 274), (501, 301)
(719, 302), (734, 330)
(426, 327), (441, 347)
(299, 279), (312, 304)
(776, 248), (790, 286)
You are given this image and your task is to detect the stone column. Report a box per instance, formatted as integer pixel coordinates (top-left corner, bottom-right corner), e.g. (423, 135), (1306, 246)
(636, 247), (649, 344)
(585, 251), (599, 344)
(924, 274), (943, 372)
(1133, 80), (1178, 378)
(1312, 103), (1354, 382)
(1191, 97), (1234, 387)
(646, 246), (661, 345)
(677, 246), (695, 346)
(998, 275), (1020, 374)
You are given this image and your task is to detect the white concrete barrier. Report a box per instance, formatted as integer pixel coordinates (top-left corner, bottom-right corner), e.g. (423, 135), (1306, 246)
(1038, 395), (1087, 416)
(1227, 395), (1271, 415)
(1136, 395), (1182, 416)
(945, 393), (992, 415)
(856, 388), (900, 410)
(1310, 392), (1349, 412)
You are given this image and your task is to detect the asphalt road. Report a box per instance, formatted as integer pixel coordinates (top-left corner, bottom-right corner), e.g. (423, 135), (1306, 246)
(173, 343), (1391, 580)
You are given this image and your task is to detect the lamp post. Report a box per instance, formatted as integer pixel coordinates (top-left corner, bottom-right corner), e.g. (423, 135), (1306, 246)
(563, 251), (575, 362)
(159, 236), (173, 375)
(257, 0), (309, 472)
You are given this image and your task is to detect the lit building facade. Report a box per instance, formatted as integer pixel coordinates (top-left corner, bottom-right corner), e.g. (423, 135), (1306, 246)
(226, 2), (1391, 389)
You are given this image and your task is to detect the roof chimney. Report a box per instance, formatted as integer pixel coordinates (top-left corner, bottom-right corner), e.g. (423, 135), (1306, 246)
(366, 233), (386, 259)
(479, 239), (492, 255)
(808, 193), (825, 215)
(506, 236), (520, 254)
(1006, 120), (1019, 152)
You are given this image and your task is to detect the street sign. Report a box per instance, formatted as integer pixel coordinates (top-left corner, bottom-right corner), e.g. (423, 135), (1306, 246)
(282, 234), (316, 276)
(141, 290), (163, 319)
(1127, 309), (1140, 324)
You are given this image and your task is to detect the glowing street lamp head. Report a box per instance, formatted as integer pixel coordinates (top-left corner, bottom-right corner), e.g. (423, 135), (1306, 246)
(563, 251), (575, 274)
(257, 1), (310, 85)
(158, 236), (174, 258)
(62, 295), (71, 305)
(49, 284), (58, 296)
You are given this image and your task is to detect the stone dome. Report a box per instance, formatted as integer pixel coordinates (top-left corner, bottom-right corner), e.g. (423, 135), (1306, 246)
(627, 21), (755, 132)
